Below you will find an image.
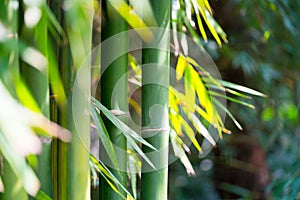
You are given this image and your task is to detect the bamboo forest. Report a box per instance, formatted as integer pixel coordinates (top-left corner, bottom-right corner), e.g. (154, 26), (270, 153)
(0, 0), (299, 199)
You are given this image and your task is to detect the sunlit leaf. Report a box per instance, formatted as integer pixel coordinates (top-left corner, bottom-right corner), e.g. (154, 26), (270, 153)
(217, 80), (266, 97)
(190, 0), (207, 42)
(0, 131), (40, 196)
(207, 84), (251, 99)
(176, 54), (187, 80)
(15, 78), (41, 112)
(189, 113), (216, 146)
(184, 65), (196, 112)
(178, 115), (202, 153)
(108, 0), (154, 42)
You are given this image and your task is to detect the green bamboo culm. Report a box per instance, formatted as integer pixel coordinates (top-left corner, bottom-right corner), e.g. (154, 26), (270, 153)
(65, 0), (93, 199)
(48, 0), (68, 199)
(100, 0), (128, 199)
(140, 0), (170, 199)
(49, 0), (93, 199)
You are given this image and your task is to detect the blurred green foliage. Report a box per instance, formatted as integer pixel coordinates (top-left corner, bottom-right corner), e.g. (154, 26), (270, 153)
(169, 0), (299, 198)
(208, 0), (300, 199)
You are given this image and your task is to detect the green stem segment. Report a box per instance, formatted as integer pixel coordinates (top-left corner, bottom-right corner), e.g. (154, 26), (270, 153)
(50, 0), (92, 199)
(100, 0), (128, 199)
(140, 1), (170, 200)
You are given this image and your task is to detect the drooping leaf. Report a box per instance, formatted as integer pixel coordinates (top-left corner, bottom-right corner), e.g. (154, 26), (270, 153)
(189, 113), (216, 146)
(212, 97), (243, 131)
(90, 155), (134, 199)
(170, 130), (195, 175)
(90, 105), (120, 171)
(91, 97), (157, 170)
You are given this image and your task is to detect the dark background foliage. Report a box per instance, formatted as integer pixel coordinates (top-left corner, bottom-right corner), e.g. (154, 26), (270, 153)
(169, 0), (300, 199)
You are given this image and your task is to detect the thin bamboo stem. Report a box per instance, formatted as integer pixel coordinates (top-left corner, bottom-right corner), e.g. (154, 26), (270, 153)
(100, 0), (128, 199)
(140, 0), (170, 199)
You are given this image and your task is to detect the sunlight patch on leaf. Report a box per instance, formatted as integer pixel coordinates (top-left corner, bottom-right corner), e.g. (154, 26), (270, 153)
(108, 0), (154, 42)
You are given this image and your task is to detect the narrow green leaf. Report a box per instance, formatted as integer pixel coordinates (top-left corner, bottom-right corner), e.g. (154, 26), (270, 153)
(90, 155), (134, 199)
(218, 80), (266, 97)
(36, 190), (52, 200)
(90, 105), (120, 171)
(212, 97), (243, 131)
(91, 96), (155, 150)
(207, 84), (251, 99)
(91, 97), (157, 169)
(209, 91), (255, 109)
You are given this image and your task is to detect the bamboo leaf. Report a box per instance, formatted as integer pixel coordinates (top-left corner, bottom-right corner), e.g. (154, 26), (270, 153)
(196, 1), (222, 46)
(90, 105), (120, 170)
(128, 154), (138, 199)
(15, 78), (41, 113)
(218, 80), (266, 97)
(178, 115), (202, 153)
(207, 84), (251, 99)
(190, 0), (207, 42)
(184, 65), (196, 112)
(212, 97), (243, 131)
(108, 0), (154, 42)
(0, 131), (40, 196)
(189, 113), (216, 146)
(91, 97), (157, 169)
(91, 96), (155, 150)
(209, 91), (255, 109)
(36, 190), (52, 200)
(170, 130), (195, 175)
(176, 54), (187, 80)
(90, 155), (134, 199)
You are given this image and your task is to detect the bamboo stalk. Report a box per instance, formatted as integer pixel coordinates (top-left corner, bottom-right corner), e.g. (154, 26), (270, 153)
(100, 0), (128, 199)
(49, 0), (93, 199)
(140, 0), (170, 199)
(64, 1), (93, 199)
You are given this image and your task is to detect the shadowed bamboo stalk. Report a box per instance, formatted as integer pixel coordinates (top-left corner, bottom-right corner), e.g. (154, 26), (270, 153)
(100, 0), (128, 199)
(140, 0), (170, 199)
(49, 0), (92, 199)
